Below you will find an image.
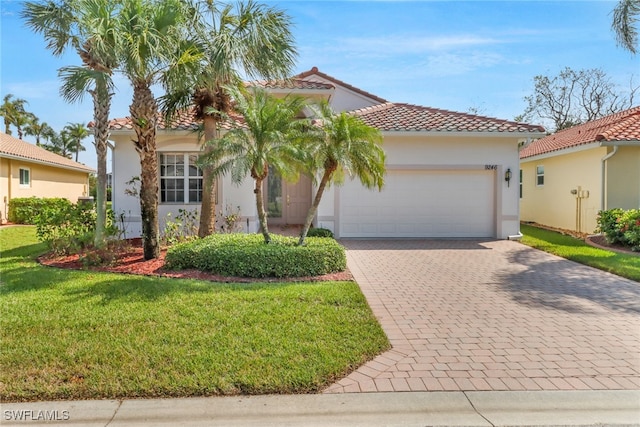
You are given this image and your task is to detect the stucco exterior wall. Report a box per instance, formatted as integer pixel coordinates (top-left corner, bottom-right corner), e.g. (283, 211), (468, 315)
(0, 157), (89, 221)
(606, 145), (640, 210)
(520, 146), (607, 234)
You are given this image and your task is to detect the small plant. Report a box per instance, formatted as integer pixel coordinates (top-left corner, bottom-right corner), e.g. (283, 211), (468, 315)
(161, 208), (199, 246)
(217, 205), (243, 233)
(597, 208), (640, 251)
(78, 239), (132, 267)
(306, 227), (334, 238)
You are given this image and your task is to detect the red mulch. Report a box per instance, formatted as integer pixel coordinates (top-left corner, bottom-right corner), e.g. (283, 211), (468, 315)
(37, 239), (354, 283)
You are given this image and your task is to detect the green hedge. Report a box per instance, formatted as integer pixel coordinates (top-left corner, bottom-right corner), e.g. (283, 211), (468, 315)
(8, 197), (72, 224)
(597, 208), (640, 251)
(165, 233), (346, 278)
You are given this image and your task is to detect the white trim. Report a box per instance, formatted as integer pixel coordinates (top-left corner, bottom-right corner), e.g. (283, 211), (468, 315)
(19, 167), (30, 188)
(536, 165), (545, 187)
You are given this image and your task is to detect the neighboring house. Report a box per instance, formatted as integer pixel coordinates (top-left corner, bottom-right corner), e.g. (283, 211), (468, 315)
(520, 106), (640, 234)
(109, 67), (545, 239)
(0, 132), (95, 222)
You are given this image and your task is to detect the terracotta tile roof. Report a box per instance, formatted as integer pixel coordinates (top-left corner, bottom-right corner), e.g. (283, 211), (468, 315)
(352, 103), (546, 134)
(107, 108), (244, 131)
(0, 132), (95, 173)
(249, 78), (334, 91)
(520, 106), (640, 159)
(295, 66), (388, 104)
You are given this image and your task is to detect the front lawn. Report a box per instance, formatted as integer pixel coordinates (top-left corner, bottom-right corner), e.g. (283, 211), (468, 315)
(520, 224), (640, 282)
(0, 227), (389, 402)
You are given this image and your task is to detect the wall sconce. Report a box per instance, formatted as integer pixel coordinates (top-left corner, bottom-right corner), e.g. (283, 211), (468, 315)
(505, 168), (512, 187)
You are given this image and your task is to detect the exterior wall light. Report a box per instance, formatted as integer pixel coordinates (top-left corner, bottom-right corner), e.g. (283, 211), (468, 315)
(505, 168), (512, 187)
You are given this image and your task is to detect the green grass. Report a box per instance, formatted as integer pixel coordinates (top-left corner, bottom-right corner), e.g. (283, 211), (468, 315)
(0, 227), (389, 402)
(520, 224), (640, 282)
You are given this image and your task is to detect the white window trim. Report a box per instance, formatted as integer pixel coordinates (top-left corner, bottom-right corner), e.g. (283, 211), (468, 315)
(536, 165), (544, 187)
(159, 153), (203, 204)
(19, 167), (31, 188)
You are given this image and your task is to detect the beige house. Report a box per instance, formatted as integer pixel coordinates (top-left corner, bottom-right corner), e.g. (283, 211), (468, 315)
(110, 67), (544, 239)
(0, 132), (95, 222)
(520, 106), (640, 234)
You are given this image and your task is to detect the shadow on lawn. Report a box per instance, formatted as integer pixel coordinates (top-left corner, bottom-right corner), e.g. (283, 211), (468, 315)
(495, 246), (640, 314)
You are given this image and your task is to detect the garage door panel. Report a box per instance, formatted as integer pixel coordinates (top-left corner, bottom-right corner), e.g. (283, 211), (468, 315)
(339, 170), (495, 238)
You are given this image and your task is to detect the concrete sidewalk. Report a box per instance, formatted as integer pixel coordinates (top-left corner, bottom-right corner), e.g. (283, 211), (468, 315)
(2, 390), (639, 426)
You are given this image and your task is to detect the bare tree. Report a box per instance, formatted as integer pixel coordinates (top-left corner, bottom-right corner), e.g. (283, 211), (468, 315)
(518, 67), (637, 132)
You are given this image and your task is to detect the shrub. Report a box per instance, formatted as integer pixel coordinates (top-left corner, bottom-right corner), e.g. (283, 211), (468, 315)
(161, 208), (199, 246)
(306, 227), (334, 238)
(34, 201), (119, 255)
(8, 197), (71, 224)
(165, 233), (346, 278)
(597, 208), (640, 251)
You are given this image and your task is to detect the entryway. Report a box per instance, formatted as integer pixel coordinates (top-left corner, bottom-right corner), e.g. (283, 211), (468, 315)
(265, 166), (312, 226)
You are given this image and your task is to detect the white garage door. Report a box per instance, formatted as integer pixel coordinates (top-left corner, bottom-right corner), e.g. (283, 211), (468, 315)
(339, 169), (495, 238)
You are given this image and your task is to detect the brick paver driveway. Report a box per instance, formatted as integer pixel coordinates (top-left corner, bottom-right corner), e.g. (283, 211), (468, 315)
(324, 239), (640, 393)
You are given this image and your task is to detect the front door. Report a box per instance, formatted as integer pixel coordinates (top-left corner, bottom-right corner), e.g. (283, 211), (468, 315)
(265, 167), (312, 225)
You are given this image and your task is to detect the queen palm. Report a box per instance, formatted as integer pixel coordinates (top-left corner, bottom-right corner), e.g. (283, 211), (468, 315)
(63, 122), (89, 162)
(24, 116), (55, 147)
(23, 0), (119, 246)
(613, 0), (639, 54)
(115, 0), (198, 259)
(0, 94), (28, 136)
(162, 0), (296, 238)
(200, 86), (307, 243)
(298, 101), (386, 246)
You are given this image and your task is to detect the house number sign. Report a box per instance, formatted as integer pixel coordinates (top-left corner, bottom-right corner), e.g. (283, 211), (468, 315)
(485, 165), (498, 170)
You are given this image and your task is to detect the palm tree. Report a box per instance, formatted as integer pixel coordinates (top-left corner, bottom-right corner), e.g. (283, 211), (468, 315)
(63, 122), (89, 162)
(23, 0), (119, 247)
(0, 94), (28, 135)
(297, 102), (386, 246)
(200, 86), (307, 243)
(45, 129), (76, 158)
(24, 116), (55, 146)
(613, 0), (639, 54)
(162, 0), (297, 238)
(116, 0), (197, 260)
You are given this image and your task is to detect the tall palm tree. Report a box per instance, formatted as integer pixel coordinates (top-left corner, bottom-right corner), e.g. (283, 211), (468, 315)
(116, 0), (198, 259)
(24, 115), (55, 146)
(613, 0), (639, 54)
(162, 0), (297, 238)
(63, 122), (89, 161)
(0, 94), (28, 135)
(45, 129), (76, 158)
(200, 86), (307, 243)
(23, 0), (119, 246)
(298, 102), (386, 246)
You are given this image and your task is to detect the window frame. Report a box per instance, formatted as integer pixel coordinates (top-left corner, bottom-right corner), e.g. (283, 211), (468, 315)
(19, 167), (31, 188)
(159, 153), (204, 204)
(519, 169), (523, 198)
(536, 165), (544, 187)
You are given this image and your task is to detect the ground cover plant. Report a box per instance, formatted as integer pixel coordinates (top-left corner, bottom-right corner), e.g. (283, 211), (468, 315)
(0, 227), (389, 402)
(165, 233), (346, 278)
(520, 223), (640, 282)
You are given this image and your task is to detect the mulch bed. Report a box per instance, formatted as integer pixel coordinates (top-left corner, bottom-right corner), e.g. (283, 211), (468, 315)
(37, 238), (354, 283)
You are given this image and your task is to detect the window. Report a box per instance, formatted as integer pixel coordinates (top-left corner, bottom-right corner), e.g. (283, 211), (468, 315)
(536, 165), (544, 186)
(159, 153), (203, 203)
(519, 169), (523, 198)
(19, 168), (30, 187)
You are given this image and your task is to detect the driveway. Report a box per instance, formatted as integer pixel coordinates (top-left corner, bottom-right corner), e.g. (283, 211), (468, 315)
(324, 239), (640, 393)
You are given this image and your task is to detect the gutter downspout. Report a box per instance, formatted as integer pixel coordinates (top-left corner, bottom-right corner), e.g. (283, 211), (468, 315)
(600, 145), (619, 211)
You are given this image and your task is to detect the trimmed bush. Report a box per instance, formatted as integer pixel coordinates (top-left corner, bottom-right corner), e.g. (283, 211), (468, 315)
(307, 227), (334, 238)
(165, 233), (347, 278)
(8, 197), (71, 224)
(597, 208), (640, 251)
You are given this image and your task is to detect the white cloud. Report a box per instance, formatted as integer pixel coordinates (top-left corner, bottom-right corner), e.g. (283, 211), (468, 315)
(423, 51), (506, 77)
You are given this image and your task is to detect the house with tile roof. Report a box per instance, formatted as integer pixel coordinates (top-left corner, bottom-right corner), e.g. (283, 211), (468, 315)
(0, 132), (95, 222)
(519, 106), (640, 234)
(108, 67), (545, 239)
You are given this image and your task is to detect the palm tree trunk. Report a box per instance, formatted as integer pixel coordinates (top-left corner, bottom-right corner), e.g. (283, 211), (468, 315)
(91, 81), (111, 247)
(198, 114), (218, 237)
(298, 169), (333, 246)
(130, 81), (160, 260)
(254, 177), (270, 243)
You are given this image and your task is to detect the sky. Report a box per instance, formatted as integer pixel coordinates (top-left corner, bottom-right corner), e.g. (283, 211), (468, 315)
(1, 0), (639, 170)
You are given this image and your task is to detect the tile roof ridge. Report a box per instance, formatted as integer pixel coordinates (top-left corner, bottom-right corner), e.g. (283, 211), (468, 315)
(595, 106), (640, 141)
(294, 66), (388, 103)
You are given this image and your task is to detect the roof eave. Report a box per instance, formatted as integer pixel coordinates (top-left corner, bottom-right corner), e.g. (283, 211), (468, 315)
(520, 141), (602, 162)
(0, 152), (95, 174)
(598, 139), (640, 146)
